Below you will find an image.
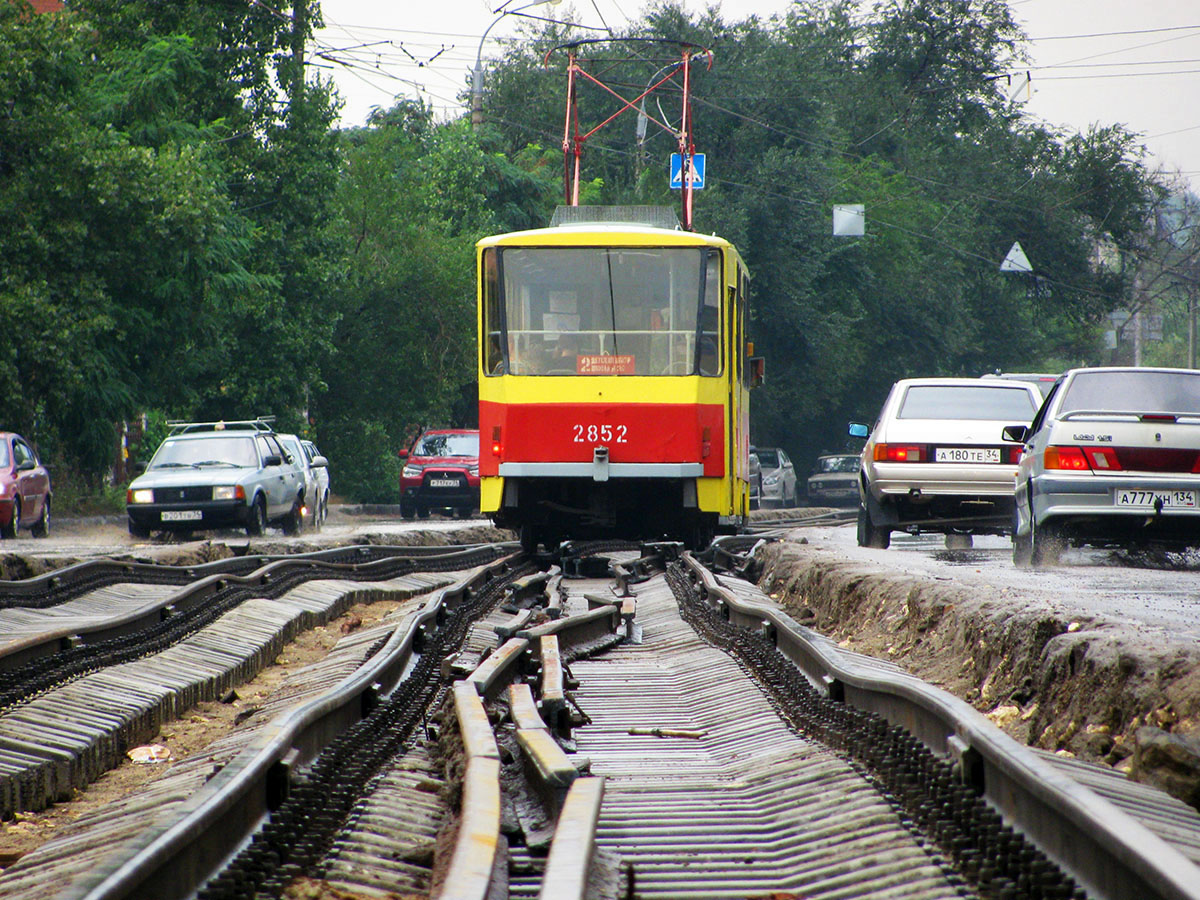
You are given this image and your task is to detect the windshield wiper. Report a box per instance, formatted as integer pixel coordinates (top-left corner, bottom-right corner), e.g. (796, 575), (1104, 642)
(190, 460), (240, 468)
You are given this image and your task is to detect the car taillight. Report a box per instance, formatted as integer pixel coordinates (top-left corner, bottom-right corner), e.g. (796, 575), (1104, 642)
(1007, 446), (1024, 464)
(874, 444), (925, 462)
(1043, 446), (1089, 470)
(1083, 447), (1121, 470)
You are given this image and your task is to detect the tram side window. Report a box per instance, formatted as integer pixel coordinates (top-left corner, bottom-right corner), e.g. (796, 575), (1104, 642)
(482, 249), (505, 375)
(699, 250), (721, 376)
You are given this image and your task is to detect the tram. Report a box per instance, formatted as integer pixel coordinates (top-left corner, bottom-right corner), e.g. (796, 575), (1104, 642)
(477, 205), (759, 550)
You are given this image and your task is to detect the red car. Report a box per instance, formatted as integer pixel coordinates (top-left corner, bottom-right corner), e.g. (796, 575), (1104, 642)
(399, 429), (479, 519)
(0, 432), (51, 538)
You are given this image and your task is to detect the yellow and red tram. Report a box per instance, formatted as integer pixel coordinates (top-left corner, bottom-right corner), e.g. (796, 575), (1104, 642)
(477, 206), (756, 550)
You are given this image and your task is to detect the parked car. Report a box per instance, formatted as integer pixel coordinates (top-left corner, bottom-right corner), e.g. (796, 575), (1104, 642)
(399, 429), (479, 519)
(1007, 367), (1200, 566)
(755, 447), (798, 508)
(748, 448), (762, 511)
(0, 432), (51, 539)
(982, 371), (1060, 399)
(849, 377), (1042, 549)
(278, 433), (329, 532)
(303, 439), (331, 526)
(806, 454), (861, 506)
(126, 419), (307, 538)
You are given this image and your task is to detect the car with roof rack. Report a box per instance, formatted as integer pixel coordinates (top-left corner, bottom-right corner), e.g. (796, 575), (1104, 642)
(1007, 366), (1200, 565)
(126, 417), (307, 539)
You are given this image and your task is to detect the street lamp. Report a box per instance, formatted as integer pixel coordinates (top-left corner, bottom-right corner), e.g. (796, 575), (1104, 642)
(472, 0), (560, 128)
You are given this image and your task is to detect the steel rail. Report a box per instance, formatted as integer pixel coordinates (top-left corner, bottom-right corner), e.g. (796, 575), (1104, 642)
(680, 552), (1200, 900)
(0, 543), (473, 611)
(65, 553), (523, 900)
(0, 544), (512, 673)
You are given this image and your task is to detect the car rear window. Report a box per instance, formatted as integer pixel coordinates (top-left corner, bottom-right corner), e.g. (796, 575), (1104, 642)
(415, 432), (479, 457)
(898, 385), (1038, 420)
(1060, 370), (1200, 416)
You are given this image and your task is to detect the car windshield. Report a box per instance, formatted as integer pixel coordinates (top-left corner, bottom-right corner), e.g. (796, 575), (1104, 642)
(898, 385), (1038, 420)
(0, 444), (7, 467)
(415, 433), (479, 457)
(819, 456), (860, 473)
(1059, 370), (1200, 416)
(150, 436), (258, 468)
(755, 449), (780, 468)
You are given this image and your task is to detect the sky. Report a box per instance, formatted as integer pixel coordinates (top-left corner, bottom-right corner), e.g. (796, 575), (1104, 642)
(311, 1), (1200, 188)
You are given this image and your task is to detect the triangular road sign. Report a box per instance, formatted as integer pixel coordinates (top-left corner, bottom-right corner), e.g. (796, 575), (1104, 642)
(1000, 241), (1032, 273)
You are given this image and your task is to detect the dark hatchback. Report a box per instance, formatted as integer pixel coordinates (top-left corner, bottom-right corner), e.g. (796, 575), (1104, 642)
(399, 429), (480, 519)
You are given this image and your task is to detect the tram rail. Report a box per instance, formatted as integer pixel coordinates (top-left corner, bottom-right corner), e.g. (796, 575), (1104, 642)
(1, 540), (1199, 899)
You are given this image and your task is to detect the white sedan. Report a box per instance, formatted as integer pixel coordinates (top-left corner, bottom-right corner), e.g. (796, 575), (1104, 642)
(1006, 366), (1200, 566)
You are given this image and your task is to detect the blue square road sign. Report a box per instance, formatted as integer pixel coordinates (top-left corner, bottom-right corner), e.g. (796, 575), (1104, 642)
(669, 153), (706, 190)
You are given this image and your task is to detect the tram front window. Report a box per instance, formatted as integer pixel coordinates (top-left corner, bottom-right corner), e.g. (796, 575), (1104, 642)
(497, 247), (721, 376)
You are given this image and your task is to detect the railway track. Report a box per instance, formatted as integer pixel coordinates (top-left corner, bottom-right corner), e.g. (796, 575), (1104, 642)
(1, 539), (1199, 899)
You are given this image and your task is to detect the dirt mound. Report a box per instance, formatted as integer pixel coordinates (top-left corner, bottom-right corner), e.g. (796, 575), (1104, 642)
(756, 539), (1200, 811)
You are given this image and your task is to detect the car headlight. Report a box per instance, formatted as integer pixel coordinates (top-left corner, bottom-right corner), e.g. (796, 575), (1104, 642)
(468, 465), (479, 476)
(402, 465), (422, 478)
(128, 488), (154, 504)
(763, 472), (780, 485)
(212, 485), (241, 501)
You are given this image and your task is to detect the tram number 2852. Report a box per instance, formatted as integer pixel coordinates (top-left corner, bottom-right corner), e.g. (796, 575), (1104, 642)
(573, 424), (629, 444)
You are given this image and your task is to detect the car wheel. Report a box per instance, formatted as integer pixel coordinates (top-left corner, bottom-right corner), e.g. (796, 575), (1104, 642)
(320, 494), (329, 525)
(128, 519), (152, 539)
(309, 499), (322, 533)
(944, 533), (972, 550)
(246, 497), (267, 536)
(1, 499), (19, 539)
(456, 507), (473, 519)
(401, 501), (416, 521)
(417, 505), (431, 519)
(856, 503), (890, 549)
(1030, 517), (1064, 567)
(282, 496), (303, 535)
(31, 499), (49, 538)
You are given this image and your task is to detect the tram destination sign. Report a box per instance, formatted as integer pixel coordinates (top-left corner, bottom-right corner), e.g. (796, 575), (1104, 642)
(669, 153), (706, 190)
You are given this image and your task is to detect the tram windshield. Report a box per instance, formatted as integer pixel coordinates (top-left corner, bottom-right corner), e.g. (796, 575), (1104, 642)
(486, 247), (721, 376)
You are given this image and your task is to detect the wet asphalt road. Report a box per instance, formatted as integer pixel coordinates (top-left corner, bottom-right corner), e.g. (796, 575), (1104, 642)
(777, 524), (1200, 646)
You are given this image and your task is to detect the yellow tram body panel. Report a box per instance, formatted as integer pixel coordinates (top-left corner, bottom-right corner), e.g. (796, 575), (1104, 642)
(476, 213), (752, 544)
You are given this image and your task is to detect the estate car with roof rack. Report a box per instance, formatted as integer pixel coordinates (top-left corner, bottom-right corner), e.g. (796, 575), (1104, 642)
(126, 417), (307, 538)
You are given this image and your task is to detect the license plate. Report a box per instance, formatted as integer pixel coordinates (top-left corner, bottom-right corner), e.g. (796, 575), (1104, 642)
(935, 447), (1000, 464)
(161, 510), (203, 522)
(1115, 490), (1197, 508)
(428, 478), (459, 488)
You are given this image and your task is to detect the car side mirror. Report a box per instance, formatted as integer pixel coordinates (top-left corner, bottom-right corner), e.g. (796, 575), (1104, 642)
(311, 455), (328, 468)
(16, 459), (36, 472)
(397, 449), (409, 460)
(848, 423), (869, 438)
(265, 454), (282, 466)
(1002, 425), (1030, 443)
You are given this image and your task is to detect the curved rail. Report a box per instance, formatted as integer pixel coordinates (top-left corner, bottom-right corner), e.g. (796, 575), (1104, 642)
(68, 553), (522, 900)
(681, 552), (1200, 900)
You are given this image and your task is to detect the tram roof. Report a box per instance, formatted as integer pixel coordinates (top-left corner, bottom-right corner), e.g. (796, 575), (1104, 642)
(477, 222), (736, 251)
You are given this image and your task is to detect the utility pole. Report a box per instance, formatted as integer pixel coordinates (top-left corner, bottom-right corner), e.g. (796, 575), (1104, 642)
(290, 1), (307, 117)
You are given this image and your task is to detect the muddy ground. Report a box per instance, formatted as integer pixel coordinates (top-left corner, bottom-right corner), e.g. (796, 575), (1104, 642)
(753, 526), (1200, 812)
